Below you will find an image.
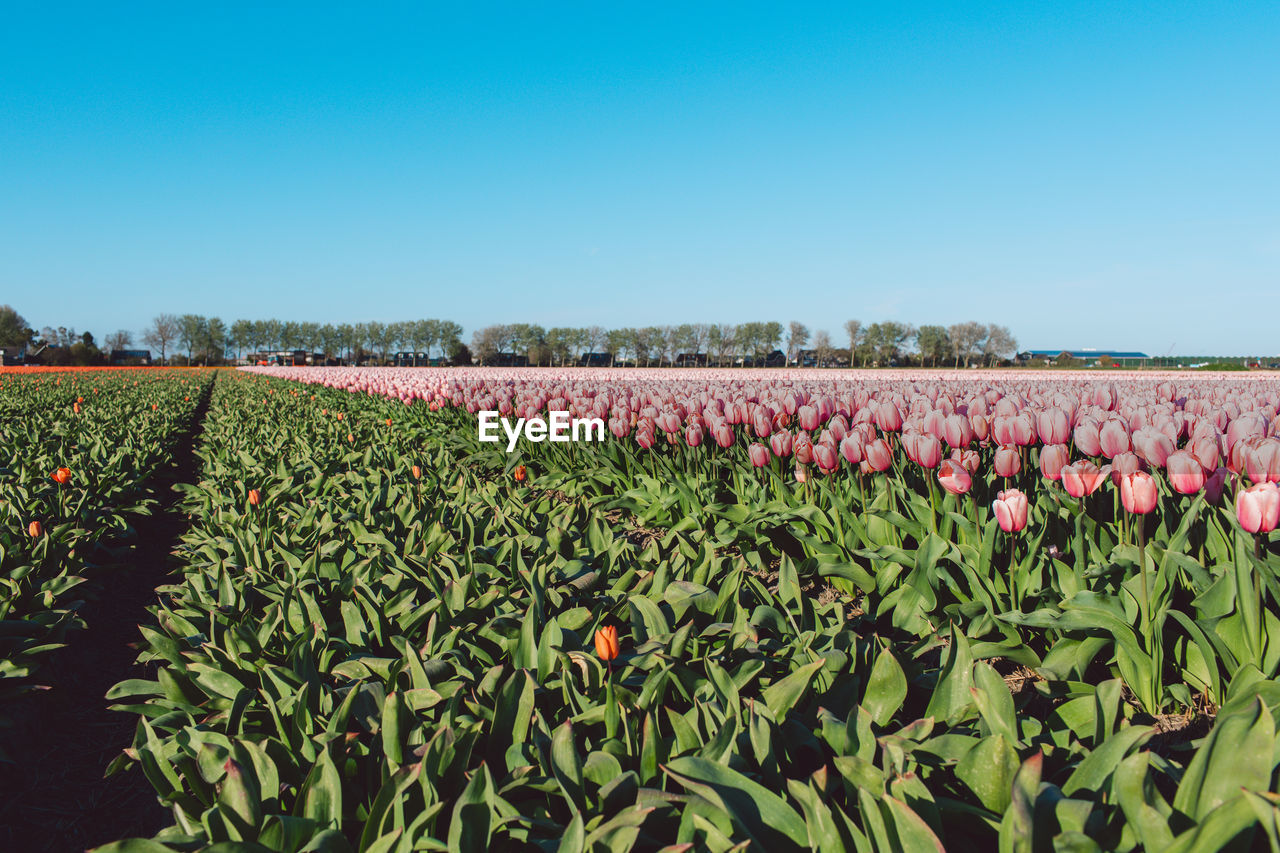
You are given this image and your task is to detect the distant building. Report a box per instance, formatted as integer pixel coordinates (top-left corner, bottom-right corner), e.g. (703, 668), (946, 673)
(674, 352), (709, 367)
(0, 346), (26, 365)
(1021, 349), (1150, 365)
(579, 352), (613, 367)
(110, 349), (152, 365)
(249, 350), (317, 366)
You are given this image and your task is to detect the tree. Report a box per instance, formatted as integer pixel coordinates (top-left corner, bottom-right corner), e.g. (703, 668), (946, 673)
(982, 325), (1018, 364)
(436, 321), (463, 360)
(0, 306), (34, 348)
(143, 314), (179, 365)
(471, 326), (506, 365)
(205, 317), (227, 364)
(787, 322), (810, 365)
(843, 320), (863, 366)
(177, 315), (208, 363)
(812, 330), (833, 367)
(708, 324), (737, 366)
(230, 320), (253, 361)
(947, 321), (987, 367)
(915, 325), (950, 367)
(104, 330), (132, 353)
(864, 322), (914, 365)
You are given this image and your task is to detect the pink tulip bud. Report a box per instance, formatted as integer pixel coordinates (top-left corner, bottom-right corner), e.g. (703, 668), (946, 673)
(1120, 471), (1158, 515)
(685, 424), (704, 447)
(1061, 460), (1111, 498)
(748, 443), (771, 468)
(915, 433), (942, 469)
(1039, 444), (1070, 481)
(794, 463), (809, 484)
(944, 414), (974, 449)
(713, 423), (735, 448)
(839, 435), (863, 465)
(875, 402), (903, 433)
(937, 459), (972, 495)
(636, 429), (655, 450)
(752, 408), (774, 438)
(1073, 420), (1102, 457)
(798, 405), (820, 432)
(992, 489), (1028, 533)
(1236, 482), (1280, 533)
(1166, 450), (1205, 495)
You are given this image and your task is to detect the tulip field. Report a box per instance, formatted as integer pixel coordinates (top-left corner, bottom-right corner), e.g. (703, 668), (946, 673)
(5, 367), (1280, 851)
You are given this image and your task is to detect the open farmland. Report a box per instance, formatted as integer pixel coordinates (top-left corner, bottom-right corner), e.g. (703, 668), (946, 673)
(4, 366), (1280, 851)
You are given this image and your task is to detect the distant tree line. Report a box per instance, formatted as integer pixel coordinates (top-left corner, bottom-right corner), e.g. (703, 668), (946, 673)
(470, 320), (1018, 368)
(1, 303), (1018, 369)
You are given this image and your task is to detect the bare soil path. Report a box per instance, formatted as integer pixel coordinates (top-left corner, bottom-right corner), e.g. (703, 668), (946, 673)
(0, 376), (215, 852)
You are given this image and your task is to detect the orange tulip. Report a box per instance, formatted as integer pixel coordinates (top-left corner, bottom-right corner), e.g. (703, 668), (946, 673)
(248, 489), (261, 506)
(28, 520), (43, 538)
(594, 625), (620, 661)
(513, 465), (527, 482)
(51, 467), (71, 485)
(411, 465), (422, 479)
(386, 418), (393, 427)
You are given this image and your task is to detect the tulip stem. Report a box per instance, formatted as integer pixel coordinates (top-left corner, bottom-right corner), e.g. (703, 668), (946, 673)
(1137, 519), (1150, 653)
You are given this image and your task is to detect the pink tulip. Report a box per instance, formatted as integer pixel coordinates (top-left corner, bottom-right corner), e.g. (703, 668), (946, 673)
(794, 463), (809, 484)
(1236, 482), (1280, 533)
(636, 429), (655, 450)
(797, 405), (820, 432)
(875, 402), (903, 433)
(944, 414), (974, 449)
(950, 448), (981, 474)
(1060, 460), (1111, 498)
(1073, 420), (1102, 457)
(1189, 434), (1220, 472)
(813, 443), (839, 473)
(685, 424), (704, 447)
(748, 443), (771, 467)
(713, 423), (735, 448)
(863, 438), (893, 472)
(839, 435), (863, 465)
(937, 459), (972, 495)
(1110, 452), (1143, 483)
(1205, 466), (1230, 505)
(1120, 471), (1159, 515)
(794, 432), (814, 465)
(914, 433), (942, 469)
(1246, 439), (1280, 484)
(770, 430), (793, 458)
(1099, 421), (1130, 458)
(1166, 450), (1205, 495)
(992, 489), (1028, 533)
(752, 408), (774, 438)
(1037, 408), (1071, 446)
(1039, 444), (1070, 481)
(993, 444), (1022, 478)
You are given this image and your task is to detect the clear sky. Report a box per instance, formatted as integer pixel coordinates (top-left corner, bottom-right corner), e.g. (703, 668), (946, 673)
(1, 2), (1276, 356)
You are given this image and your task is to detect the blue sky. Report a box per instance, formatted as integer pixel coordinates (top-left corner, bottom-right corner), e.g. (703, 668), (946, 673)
(1, 2), (1276, 356)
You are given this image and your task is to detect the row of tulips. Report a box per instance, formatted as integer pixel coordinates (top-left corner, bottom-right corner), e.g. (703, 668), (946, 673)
(0, 369), (213, 744)
(91, 369), (1280, 851)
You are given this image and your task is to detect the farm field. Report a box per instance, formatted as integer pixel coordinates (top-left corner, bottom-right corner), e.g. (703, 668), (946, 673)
(4, 366), (1280, 851)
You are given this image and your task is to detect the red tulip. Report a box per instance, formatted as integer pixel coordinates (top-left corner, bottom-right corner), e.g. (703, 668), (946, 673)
(513, 465), (527, 482)
(51, 467), (71, 485)
(992, 489), (1028, 533)
(748, 443), (771, 467)
(1166, 450), (1205, 495)
(1060, 460), (1111, 498)
(937, 459), (972, 495)
(1120, 471), (1158, 515)
(594, 625), (620, 661)
(248, 489), (261, 506)
(1236, 482), (1280, 534)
